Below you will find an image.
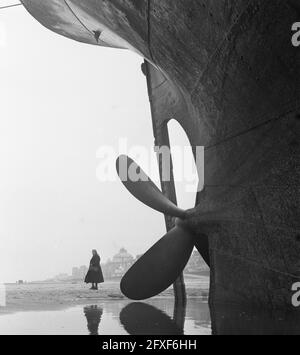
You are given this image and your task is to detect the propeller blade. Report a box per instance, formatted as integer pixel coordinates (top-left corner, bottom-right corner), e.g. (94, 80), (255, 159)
(194, 235), (210, 267)
(116, 155), (186, 219)
(120, 226), (194, 300)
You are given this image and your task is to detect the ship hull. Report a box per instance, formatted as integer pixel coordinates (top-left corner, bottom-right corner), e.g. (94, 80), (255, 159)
(21, 0), (300, 317)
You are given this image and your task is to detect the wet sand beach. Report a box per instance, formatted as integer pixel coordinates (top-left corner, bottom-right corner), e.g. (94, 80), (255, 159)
(0, 276), (210, 335)
(1, 276), (209, 315)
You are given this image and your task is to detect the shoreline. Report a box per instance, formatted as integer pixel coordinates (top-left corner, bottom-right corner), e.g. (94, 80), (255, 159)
(1, 277), (209, 316)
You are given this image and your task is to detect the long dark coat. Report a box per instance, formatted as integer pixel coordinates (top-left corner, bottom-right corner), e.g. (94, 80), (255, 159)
(84, 254), (104, 284)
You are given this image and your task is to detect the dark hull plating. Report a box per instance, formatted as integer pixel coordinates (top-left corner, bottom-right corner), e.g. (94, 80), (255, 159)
(21, 0), (300, 317)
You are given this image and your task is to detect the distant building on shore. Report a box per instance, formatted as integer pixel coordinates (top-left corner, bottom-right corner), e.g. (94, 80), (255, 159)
(50, 248), (208, 283)
(54, 273), (70, 281)
(72, 265), (88, 280)
(72, 267), (80, 279)
(102, 248), (135, 279)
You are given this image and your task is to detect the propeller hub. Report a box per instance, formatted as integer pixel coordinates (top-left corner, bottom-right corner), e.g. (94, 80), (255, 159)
(175, 216), (195, 234)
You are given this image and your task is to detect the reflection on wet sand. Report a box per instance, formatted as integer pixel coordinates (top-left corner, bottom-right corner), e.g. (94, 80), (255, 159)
(84, 306), (103, 335)
(120, 303), (184, 335)
(0, 298), (210, 335)
(173, 299), (186, 331)
(1, 293), (299, 334)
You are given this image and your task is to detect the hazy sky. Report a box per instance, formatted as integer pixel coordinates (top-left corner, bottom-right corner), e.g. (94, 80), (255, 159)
(0, 2), (197, 282)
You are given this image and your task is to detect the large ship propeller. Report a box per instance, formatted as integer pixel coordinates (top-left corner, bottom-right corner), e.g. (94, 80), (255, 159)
(116, 155), (205, 300)
(116, 156), (186, 219)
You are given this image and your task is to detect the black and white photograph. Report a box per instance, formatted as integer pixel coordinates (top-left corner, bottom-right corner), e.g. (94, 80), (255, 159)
(0, 0), (299, 339)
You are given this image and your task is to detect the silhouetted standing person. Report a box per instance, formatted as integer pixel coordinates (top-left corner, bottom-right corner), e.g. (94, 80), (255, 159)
(85, 249), (104, 290)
